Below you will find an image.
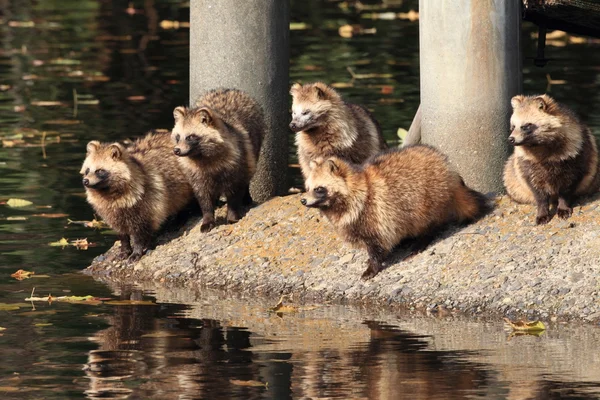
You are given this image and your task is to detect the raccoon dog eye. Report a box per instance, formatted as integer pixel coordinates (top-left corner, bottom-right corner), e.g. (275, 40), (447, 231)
(186, 134), (199, 142)
(96, 169), (108, 178)
(302, 110), (309, 116)
(314, 186), (327, 195)
(175, 134), (180, 143)
(521, 123), (533, 133)
(509, 125), (515, 133)
(85, 168), (90, 175)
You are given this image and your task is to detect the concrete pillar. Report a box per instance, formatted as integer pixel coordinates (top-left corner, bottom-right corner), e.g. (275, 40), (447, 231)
(419, 0), (521, 193)
(190, 0), (290, 202)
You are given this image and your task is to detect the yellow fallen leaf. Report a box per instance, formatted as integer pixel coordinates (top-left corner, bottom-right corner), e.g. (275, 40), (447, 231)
(35, 323), (52, 327)
(49, 238), (69, 247)
(290, 22), (310, 30)
(0, 303), (22, 311)
(503, 318), (546, 332)
(6, 198), (33, 208)
(0, 327), (6, 331)
(230, 379), (268, 388)
(30, 100), (64, 106)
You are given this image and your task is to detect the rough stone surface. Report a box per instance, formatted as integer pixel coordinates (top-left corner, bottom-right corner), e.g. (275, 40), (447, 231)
(85, 194), (600, 323)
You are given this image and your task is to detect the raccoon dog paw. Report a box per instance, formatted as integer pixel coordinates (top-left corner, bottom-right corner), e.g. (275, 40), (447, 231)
(535, 214), (552, 225)
(557, 207), (573, 219)
(200, 220), (216, 233)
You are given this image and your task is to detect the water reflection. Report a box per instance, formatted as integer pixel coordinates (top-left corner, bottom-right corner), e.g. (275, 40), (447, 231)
(78, 285), (600, 400)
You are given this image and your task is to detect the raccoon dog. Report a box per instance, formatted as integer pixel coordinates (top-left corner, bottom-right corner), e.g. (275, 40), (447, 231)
(302, 145), (488, 280)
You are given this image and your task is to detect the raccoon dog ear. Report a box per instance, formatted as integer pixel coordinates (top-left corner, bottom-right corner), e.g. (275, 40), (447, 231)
(534, 96), (548, 111)
(327, 159), (339, 174)
(290, 83), (302, 96)
(86, 141), (100, 154)
(198, 108), (213, 126)
(108, 143), (123, 161)
(315, 86), (326, 100)
(510, 95), (525, 109)
(173, 106), (186, 123)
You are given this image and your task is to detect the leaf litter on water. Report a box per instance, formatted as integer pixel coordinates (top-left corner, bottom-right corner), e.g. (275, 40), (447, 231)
(6, 198), (33, 208)
(503, 318), (546, 332)
(11, 269), (35, 280)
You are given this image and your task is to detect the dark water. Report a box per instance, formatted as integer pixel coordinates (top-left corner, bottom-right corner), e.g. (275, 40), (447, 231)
(1, 0), (600, 398)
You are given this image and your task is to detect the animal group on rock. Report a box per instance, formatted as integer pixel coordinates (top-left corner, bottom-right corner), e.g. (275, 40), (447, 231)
(81, 83), (599, 280)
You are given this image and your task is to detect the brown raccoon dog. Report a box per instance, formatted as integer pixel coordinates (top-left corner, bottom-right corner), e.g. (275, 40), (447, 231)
(290, 82), (387, 180)
(81, 131), (194, 262)
(172, 88), (266, 232)
(301, 145), (489, 280)
(503, 94), (600, 225)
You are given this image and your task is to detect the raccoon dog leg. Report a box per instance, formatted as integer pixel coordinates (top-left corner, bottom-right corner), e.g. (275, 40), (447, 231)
(226, 185), (246, 224)
(362, 242), (388, 281)
(242, 185), (253, 206)
(557, 194), (573, 219)
(129, 223), (153, 262)
(533, 190), (552, 225)
(198, 191), (218, 232)
(117, 234), (133, 260)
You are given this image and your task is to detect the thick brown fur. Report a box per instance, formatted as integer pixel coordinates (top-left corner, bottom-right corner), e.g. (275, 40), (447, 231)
(172, 88), (266, 232)
(301, 145), (488, 280)
(81, 131), (194, 262)
(503, 94), (600, 225)
(290, 82), (387, 180)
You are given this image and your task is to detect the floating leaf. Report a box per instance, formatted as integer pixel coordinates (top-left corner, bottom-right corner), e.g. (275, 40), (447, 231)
(0, 327), (5, 331)
(11, 269), (35, 280)
(49, 238), (69, 247)
(104, 300), (157, 306)
(35, 323), (52, 327)
(230, 379), (268, 388)
(269, 295), (298, 313)
(290, 22), (310, 30)
(43, 119), (81, 125)
(0, 303), (21, 311)
(31, 213), (69, 218)
(30, 101), (64, 107)
(71, 238), (89, 250)
(6, 216), (28, 221)
(503, 318), (546, 332)
(6, 198), (33, 208)
(25, 294), (104, 305)
(68, 218), (109, 229)
(330, 82), (354, 89)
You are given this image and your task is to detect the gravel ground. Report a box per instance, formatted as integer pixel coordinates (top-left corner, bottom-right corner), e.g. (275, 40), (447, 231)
(85, 193), (600, 323)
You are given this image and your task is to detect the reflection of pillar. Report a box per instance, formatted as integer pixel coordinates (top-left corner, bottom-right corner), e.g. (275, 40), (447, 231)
(189, 0), (290, 202)
(419, 0), (521, 192)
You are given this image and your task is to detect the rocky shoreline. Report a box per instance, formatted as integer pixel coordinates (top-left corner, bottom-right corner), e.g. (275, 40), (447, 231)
(85, 193), (600, 323)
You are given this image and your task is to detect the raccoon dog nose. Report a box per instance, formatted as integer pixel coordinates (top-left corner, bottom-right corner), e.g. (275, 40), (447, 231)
(289, 122), (296, 130)
(83, 178), (90, 187)
(300, 198), (307, 206)
(174, 148), (181, 156)
(508, 137), (515, 144)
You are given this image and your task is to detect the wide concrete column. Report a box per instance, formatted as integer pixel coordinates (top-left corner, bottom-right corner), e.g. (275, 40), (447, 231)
(419, 0), (521, 193)
(190, 0), (290, 202)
